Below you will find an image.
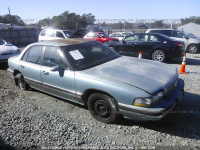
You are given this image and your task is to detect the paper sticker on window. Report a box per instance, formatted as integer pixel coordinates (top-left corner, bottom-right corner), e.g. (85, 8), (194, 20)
(69, 50), (84, 60)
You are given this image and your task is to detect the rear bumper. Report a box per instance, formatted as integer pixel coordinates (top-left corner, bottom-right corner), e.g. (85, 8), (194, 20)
(118, 79), (184, 121)
(167, 48), (185, 59)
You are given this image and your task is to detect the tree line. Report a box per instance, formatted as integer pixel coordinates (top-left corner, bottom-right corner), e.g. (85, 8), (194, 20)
(0, 12), (200, 30)
(37, 11), (95, 30)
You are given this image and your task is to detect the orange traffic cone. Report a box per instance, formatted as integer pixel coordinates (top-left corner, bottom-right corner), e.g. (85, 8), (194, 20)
(138, 51), (142, 59)
(178, 54), (187, 74)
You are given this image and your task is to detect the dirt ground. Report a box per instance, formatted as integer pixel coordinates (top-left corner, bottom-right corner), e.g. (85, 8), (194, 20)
(0, 50), (200, 149)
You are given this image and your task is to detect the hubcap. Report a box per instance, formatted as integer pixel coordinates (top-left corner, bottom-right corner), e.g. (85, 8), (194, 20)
(94, 100), (111, 119)
(189, 46), (197, 53)
(153, 51), (164, 61)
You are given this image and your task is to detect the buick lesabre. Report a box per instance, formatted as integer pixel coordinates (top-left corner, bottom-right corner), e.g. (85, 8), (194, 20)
(8, 39), (184, 123)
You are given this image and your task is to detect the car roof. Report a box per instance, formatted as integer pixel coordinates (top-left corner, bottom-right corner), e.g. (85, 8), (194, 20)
(147, 28), (174, 31)
(42, 29), (71, 31)
(31, 39), (95, 47)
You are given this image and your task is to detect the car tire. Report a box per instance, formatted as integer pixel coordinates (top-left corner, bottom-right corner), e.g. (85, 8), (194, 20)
(152, 50), (166, 62)
(14, 73), (29, 90)
(187, 44), (198, 54)
(87, 93), (119, 124)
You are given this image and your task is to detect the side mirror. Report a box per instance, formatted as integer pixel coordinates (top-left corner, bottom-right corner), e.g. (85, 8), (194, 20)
(183, 35), (189, 40)
(50, 65), (62, 72)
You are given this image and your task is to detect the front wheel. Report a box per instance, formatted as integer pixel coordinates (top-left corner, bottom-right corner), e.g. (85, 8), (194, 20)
(87, 93), (119, 124)
(14, 73), (29, 90)
(152, 50), (166, 62)
(187, 44), (198, 54)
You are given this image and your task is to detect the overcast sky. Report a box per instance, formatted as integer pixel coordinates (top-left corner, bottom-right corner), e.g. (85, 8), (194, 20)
(0, 0), (199, 24)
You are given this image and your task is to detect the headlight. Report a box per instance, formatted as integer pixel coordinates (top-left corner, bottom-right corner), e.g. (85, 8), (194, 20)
(133, 97), (152, 107)
(133, 91), (164, 107)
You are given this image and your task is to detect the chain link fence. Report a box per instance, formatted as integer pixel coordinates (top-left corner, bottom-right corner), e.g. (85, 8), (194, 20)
(0, 28), (40, 46)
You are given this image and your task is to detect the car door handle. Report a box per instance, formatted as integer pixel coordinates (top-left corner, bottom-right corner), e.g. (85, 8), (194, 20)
(20, 65), (25, 68)
(42, 71), (49, 75)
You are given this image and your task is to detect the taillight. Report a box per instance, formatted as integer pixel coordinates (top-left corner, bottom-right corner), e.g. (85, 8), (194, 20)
(174, 42), (183, 47)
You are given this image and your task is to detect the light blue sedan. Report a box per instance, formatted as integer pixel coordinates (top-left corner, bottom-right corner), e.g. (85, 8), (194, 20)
(8, 39), (184, 123)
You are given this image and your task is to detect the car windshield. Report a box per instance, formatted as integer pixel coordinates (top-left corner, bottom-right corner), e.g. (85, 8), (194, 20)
(0, 37), (6, 45)
(99, 32), (109, 37)
(61, 41), (120, 70)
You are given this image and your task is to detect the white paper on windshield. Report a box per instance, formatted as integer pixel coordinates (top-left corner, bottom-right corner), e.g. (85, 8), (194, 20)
(69, 50), (84, 60)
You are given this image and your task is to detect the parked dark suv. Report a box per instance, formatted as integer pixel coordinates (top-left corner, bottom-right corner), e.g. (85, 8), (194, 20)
(105, 33), (185, 62)
(146, 29), (200, 53)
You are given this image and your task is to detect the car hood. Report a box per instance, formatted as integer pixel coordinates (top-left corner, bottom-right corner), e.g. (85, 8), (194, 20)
(0, 44), (18, 53)
(80, 56), (178, 94)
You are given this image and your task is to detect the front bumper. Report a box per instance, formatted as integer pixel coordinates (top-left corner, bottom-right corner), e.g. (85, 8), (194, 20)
(118, 78), (184, 121)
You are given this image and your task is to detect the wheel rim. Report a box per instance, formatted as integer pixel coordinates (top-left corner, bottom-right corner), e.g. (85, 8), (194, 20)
(189, 45), (197, 53)
(153, 51), (165, 61)
(94, 100), (111, 120)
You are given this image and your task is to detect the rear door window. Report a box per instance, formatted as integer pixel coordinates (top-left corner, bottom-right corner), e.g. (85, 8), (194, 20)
(140, 35), (149, 42)
(149, 35), (159, 41)
(26, 46), (43, 64)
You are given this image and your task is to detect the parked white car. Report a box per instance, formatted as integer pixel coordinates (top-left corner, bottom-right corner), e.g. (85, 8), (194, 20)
(109, 32), (132, 42)
(0, 37), (20, 62)
(38, 29), (73, 41)
(145, 29), (200, 53)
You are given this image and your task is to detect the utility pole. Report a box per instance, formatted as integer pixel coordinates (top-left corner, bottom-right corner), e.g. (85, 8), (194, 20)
(8, 7), (13, 28)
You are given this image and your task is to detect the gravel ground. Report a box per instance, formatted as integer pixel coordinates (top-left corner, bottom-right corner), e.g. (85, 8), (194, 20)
(0, 49), (200, 150)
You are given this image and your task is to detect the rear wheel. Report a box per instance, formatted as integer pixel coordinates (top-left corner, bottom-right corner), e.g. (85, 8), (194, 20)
(152, 50), (166, 62)
(187, 44), (198, 54)
(87, 93), (119, 124)
(14, 73), (29, 90)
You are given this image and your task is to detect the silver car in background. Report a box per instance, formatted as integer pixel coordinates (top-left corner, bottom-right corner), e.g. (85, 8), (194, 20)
(146, 29), (200, 53)
(0, 37), (20, 62)
(109, 32), (132, 42)
(8, 39), (184, 123)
